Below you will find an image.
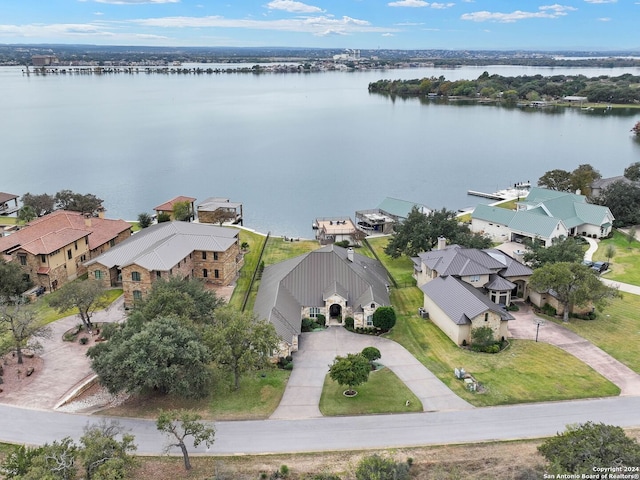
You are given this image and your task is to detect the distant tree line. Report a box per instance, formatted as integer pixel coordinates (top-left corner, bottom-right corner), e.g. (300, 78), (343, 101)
(368, 72), (640, 104)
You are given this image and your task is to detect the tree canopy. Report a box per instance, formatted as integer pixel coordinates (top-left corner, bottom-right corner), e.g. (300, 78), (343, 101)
(21, 192), (55, 217)
(538, 422), (640, 475)
(172, 201), (192, 222)
(328, 353), (371, 395)
(624, 161), (640, 181)
(156, 409), (215, 471)
(372, 306), (396, 331)
(0, 298), (51, 364)
(384, 207), (490, 258)
(21, 190), (104, 217)
(47, 280), (109, 332)
(0, 259), (32, 298)
(128, 276), (223, 327)
(87, 316), (212, 398)
(529, 262), (620, 322)
(203, 306), (280, 390)
(594, 180), (640, 227)
(537, 164), (601, 196)
(522, 236), (584, 269)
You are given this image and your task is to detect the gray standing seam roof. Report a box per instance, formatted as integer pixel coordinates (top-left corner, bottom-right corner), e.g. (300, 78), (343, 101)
(420, 276), (514, 326)
(85, 221), (237, 271)
(253, 245), (390, 343)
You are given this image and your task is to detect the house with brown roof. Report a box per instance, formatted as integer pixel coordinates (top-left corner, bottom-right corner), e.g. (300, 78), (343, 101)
(0, 210), (131, 291)
(197, 197), (243, 225)
(85, 222), (243, 307)
(154, 196), (196, 221)
(413, 239), (532, 346)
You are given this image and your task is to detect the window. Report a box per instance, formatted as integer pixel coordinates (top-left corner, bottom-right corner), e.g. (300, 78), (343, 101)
(156, 271), (162, 279)
(41, 254), (46, 263)
(470, 275), (480, 283)
(213, 252), (219, 261)
(131, 271), (141, 282)
(109, 239), (116, 247)
(370, 303), (375, 309)
(214, 269), (219, 279)
(203, 269), (208, 278)
(80, 254), (86, 262)
(133, 290), (142, 301)
(94, 270), (103, 280)
(202, 252), (207, 260)
(309, 307), (320, 318)
(67, 249), (72, 260)
(74, 241), (78, 250)
(366, 315), (374, 326)
(19, 255), (27, 266)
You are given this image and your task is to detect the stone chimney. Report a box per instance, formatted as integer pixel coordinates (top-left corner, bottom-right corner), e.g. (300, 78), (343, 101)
(347, 247), (354, 262)
(437, 236), (447, 250)
(84, 217), (92, 227)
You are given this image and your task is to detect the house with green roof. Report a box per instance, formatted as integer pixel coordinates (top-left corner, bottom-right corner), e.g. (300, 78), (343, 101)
(471, 187), (614, 246)
(355, 197), (431, 234)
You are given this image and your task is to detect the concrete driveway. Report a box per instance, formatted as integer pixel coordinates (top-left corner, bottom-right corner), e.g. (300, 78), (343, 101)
(270, 326), (472, 420)
(509, 301), (640, 396)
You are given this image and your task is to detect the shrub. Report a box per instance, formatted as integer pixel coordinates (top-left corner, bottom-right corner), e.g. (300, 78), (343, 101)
(361, 346), (381, 363)
(280, 465), (289, 477)
(316, 314), (326, 327)
(541, 303), (557, 316)
(335, 240), (350, 248)
(344, 317), (354, 329)
(506, 303), (520, 311)
(301, 318), (314, 332)
(284, 362), (294, 370)
(372, 306), (396, 331)
(310, 474), (342, 480)
(79, 337), (89, 345)
(355, 454), (410, 480)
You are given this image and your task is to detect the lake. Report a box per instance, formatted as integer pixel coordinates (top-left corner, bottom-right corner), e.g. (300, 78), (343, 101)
(2, 64), (639, 238)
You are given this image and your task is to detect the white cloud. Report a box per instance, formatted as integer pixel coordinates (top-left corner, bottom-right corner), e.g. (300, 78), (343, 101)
(135, 33), (169, 39)
(0, 22), (116, 38)
(584, 0), (617, 3)
(130, 14), (395, 36)
(94, 11), (104, 16)
(94, 0), (179, 4)
(597, 16), (612, 20)
(394, 21), (425, 26)
(430, 3), (455, 8)
(461, 4), (576, 22)
(266, 0), (323, 13)
(382, 32), (395, 36)
(388, 0), (429, 7)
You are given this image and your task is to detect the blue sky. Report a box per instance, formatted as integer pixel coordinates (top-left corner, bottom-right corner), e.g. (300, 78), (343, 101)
(1, 0), (637, 50)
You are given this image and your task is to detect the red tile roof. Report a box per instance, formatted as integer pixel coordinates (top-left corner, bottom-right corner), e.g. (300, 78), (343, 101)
(154, 196), (196, 212)
(0, 210), (131, 255)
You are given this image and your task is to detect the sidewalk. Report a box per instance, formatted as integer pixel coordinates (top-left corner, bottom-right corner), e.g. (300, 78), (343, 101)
(509, 302), (640, 396)
(0, 295), (126, 410)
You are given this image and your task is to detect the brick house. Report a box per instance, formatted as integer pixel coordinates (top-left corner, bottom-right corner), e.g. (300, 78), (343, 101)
(0, 210), (132, 291)
(85, 222), (243, 307)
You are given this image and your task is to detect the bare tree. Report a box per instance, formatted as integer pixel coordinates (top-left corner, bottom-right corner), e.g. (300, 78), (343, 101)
(0, 297), (51, 364)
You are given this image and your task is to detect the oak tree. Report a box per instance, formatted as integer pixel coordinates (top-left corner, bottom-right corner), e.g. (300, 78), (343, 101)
(156, 409), (215, 471)
(328, 353), (371, 396)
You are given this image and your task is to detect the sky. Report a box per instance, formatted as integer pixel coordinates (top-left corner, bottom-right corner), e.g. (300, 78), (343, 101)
(0, 0), (638, 51)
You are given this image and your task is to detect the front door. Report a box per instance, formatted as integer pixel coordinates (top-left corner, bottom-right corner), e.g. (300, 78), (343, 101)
(329, 304), (342, 323)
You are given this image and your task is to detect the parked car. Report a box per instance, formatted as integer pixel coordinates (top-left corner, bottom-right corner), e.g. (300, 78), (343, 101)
(591, 261), (609, 273)
(582, 260), (594, 267)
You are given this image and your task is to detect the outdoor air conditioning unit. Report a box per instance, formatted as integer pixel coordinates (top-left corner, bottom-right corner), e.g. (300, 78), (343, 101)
(418, 307), (429, 319)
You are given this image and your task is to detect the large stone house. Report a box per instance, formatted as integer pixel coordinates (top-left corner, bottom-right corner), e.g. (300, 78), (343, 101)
(0, 210), (131, 292)
(253, 245), (390, 355)
(413, 240), (532, 346)
(471, 187), (614, 246)
(86, 221), (243, 307)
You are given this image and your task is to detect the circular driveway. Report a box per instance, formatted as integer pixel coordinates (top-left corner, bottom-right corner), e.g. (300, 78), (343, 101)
(270, 327), (472, 419)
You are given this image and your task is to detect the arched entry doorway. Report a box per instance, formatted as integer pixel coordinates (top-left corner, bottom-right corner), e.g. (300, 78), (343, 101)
(329, 304), (342, 323)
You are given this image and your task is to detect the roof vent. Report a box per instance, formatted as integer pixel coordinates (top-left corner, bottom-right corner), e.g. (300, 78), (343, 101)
(347, 247), (354, 262)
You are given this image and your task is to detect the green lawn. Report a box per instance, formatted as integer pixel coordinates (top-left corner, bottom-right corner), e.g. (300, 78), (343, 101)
(0, 217), (18, 225)
(319, 367), (422, 416)
(101, 368), (290, 420)
(385, 287), (619, 406)
(34, 287), (123, 325)
(547, 294), (640, 374)
(365, 237), (416, 287)
(593, 230), (640, 284)
(227, 228), (268, 310)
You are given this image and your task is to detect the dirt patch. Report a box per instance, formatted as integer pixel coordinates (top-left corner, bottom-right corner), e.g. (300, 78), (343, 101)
(0, 353), (43, 396)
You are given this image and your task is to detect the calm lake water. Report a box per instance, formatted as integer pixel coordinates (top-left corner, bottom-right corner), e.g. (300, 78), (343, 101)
(2, 64), (640, 238)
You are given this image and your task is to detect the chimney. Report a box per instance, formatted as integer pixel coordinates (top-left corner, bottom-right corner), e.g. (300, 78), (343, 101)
(84, 217), (92, 227)
(347, 247), (354, 262)
(437, 236), (447, 250)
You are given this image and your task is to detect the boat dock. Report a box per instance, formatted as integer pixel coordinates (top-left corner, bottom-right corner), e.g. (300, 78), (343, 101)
(467, 182), (531, 201)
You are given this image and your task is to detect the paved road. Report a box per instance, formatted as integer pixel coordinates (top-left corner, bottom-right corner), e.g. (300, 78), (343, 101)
(2, 396), (640, 455)
(271, 327), (472, 419)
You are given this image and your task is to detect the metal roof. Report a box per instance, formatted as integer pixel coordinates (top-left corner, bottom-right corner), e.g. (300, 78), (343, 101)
(377, 197), (431, 219)
(85, 221), (237, 271)
(420, 276), (514, 326)
(253, 245), (390, 344)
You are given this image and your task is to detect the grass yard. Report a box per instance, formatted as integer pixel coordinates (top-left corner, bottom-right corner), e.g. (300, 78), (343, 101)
(548, 294), (640, 374)
(0, 217), (18, 225)
(34, 287), (123, 325)
(385, 287), (619, 406)
(365, 236), (416, 287)
(593, 230), (640, 284)
(101, 368), (290, 420)
(227, 228), (267, 310)
(319, 367), (422, 416)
